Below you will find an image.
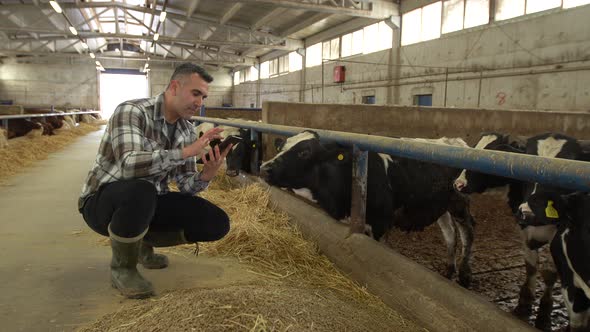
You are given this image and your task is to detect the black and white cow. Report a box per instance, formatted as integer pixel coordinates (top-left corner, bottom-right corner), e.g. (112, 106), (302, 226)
(454, 132), (587, 330)
(523, 190), (590, 332)
(260, 130), (475, 287)
(194, 122), (261, 176)
(225, 128), (261, 177)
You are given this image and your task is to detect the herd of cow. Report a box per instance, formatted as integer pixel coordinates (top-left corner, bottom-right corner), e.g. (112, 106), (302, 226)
(197, 120), (590, 332)
(0, 111), (101, 148)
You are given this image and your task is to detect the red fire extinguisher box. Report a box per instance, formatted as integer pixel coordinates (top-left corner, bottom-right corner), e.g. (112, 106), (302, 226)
(333, 65), (346, 83)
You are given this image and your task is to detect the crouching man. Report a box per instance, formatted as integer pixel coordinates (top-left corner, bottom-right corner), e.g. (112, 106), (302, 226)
(78, 63), (233, 299)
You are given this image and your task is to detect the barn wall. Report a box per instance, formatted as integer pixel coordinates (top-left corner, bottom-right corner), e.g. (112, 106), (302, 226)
(233, 4), (590, 112)
(0, 58), (98, 109)
(0, 58), (233, 110)
(261, 101), (590, 160)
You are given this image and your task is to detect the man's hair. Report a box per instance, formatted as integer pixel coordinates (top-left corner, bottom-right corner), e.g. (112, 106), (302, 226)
(169, 63), (214, 87)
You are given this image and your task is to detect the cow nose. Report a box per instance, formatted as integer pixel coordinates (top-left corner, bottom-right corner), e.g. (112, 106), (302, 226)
(259, 166), (271, 180)
(454, 180), (465, 192)
(517, 202), (535, 221)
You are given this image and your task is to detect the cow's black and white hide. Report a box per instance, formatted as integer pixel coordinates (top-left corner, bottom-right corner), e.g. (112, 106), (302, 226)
(225, 128), (261, 177)
(524, 191), (590, 332)
(260, 130), (475, 287)
(455, 132), (587, 330)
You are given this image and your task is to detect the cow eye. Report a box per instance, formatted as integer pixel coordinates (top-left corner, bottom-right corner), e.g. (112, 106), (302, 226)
(298, 150), (311, 159)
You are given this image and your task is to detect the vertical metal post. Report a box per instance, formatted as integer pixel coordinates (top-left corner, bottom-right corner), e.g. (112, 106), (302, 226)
(250, 129), (260, 175)
(350, 144), (368, 235)
(199, 105), (206, 116)
(443, 67), (449, 107)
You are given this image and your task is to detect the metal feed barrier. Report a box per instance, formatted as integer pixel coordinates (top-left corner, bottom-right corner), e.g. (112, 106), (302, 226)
(192, 116), (590, 236)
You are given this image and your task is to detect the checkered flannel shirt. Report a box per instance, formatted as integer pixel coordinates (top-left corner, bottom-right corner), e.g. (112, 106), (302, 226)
(78, 93), (208, 211)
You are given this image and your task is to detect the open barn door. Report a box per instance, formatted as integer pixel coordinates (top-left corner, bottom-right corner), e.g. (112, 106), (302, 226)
(99, 69), (148, 119)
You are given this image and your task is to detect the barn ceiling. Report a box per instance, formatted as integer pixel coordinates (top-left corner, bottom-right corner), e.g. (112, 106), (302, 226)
(0, 0), (399, 71)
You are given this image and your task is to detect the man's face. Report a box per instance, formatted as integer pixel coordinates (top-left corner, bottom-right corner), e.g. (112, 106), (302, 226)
(171, 73), (209, 120)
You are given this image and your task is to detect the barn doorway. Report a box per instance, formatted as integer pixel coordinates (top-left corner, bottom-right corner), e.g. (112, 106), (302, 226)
(99, 69), (149, 119)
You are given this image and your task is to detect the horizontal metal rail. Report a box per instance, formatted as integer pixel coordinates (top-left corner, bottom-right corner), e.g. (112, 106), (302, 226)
(192, 116), (590, 192)
(0, 111), (99, 120)
(204, 107), (262, 112)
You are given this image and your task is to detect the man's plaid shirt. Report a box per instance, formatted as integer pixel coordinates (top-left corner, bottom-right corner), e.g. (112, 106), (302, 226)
(79, 93), (208, 210)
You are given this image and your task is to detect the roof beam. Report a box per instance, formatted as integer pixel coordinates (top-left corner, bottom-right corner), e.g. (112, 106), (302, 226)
(0, 49), (253, 67)
(0, 2), (282, 41)
(186, 0), (201, 18)
(5, 30), (293, 50)
(219, 3), (243, 25)
(251, 7), (287, 30)
(225, 0), (399, 19)
(279, 12), (331, 37)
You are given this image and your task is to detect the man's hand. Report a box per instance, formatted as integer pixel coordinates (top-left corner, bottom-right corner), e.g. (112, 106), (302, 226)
(183, 127), (223, 159)
(199, 143), (233, 182)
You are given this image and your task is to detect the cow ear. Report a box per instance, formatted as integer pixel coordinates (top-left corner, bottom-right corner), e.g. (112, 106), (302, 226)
(274, 137), (284, 151)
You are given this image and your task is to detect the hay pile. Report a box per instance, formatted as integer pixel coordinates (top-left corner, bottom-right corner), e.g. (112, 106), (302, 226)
(81, 173), (423, 331)
(0, 122), (103, 182)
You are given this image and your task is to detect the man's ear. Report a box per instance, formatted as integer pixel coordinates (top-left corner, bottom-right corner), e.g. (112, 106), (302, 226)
(169, 80), (181, 96)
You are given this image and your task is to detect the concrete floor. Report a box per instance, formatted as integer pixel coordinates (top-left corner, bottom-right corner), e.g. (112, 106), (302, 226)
(0, 130), (257, 332)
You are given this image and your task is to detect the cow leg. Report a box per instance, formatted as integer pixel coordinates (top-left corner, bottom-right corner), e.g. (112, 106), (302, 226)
(454, 216), (474, 288)
(513, 236), (539, 319)
(436, 212), (457, 280)
(535, 256), (558, 332)
(564, 287), (590, 332)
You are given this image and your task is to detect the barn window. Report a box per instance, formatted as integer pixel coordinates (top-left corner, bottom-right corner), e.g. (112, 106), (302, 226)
(401, 7), (421, 45)
(464, 0), (489, 28)
(526, 0), (561, 14)
(260, 61), (270, 79)
(233, 72), (240, 86)
(322, 37), (339, 60)
(495, 0), (524, 20)
(442, 0), (464, 33)
(563, 0), (590, 8)
(362, 95), (376, 104)
(305, 42), (322, 67)
(289, 52), (303, 72)
(401, 2), (442, 45)
(269, 58), (279, 76)
(413, 94), (433, 106)
(248, 66), (258, 81)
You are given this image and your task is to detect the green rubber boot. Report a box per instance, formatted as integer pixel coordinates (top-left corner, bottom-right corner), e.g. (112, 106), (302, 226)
(139, 242), (169, 269)
(109, 227), (154, 299)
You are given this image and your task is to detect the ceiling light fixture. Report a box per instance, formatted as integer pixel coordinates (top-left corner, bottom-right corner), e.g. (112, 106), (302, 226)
(81, 42), (88, 49)
(153, 33), (159, 41)
(159, 11), (167, 22)
(69, 26), (78, 35)
(49, 1), (62, 14)
(89, 53), (95, 59)
(95, 60), (101, 66)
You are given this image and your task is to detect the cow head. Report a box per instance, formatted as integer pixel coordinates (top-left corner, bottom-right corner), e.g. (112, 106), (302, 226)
(454, 133), (525, 193)
(517, 133), (583, 223)
(225, 129), (251, 177)
(260, 131), (326, 188)
(547, 192), (590, 294)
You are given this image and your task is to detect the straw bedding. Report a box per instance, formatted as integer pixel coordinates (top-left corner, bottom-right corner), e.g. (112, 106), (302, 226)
(82, 172), (423, 331)
(0, 122), (104, 182)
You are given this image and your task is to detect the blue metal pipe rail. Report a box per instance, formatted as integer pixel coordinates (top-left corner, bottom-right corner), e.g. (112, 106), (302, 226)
(0, 111), (99, 121)
(192, 116), (590, 192)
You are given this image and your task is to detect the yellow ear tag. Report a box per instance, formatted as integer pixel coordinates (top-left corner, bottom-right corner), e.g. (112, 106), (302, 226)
(545, 200), (559, 219)
(337, 154), (344, 161)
